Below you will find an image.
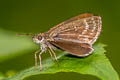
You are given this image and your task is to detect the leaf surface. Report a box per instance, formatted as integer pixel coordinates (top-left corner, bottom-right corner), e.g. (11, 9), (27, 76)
(6, 43), (119, 80)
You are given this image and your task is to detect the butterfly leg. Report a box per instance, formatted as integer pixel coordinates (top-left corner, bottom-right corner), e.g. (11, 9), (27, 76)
(39, 51), (44, 71)
(48, 46), (59, 66)
(48, 49), (54, 61)
(34, 50), (41, 67)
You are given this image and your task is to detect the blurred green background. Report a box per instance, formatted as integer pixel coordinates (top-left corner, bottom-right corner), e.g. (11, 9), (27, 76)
(0, 0), (120, 80)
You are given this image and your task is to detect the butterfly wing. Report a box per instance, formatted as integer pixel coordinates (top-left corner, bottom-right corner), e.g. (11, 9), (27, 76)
(47, 13), (101, 56)
(47, 13), (93, 34)
(50, 40), (93, 57)
(47, 13), (102, 45)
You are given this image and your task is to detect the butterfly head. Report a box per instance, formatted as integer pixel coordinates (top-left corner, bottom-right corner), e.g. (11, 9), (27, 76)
(32, 33), (43, 44)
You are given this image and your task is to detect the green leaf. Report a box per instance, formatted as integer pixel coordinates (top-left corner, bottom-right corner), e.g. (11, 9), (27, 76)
(6, 43), (119, 80)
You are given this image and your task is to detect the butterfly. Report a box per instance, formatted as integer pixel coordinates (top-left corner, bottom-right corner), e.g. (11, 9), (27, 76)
(18, 13), (102, 70)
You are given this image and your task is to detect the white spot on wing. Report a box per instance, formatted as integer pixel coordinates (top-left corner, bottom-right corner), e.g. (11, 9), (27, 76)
(89, 16), (102, 44)
(82, 19), (89, 34)
(74, 26), (77, 31)
(91, 18), (97, 32)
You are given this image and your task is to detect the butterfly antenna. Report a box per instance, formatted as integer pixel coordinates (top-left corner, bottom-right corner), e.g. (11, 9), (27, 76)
(16, 33), (34, 36)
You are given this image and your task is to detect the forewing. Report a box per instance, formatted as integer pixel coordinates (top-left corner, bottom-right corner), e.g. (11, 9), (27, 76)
(47, 13), (101, 44)
(50, 40), (93, 57)
(47, 13), (93, 34)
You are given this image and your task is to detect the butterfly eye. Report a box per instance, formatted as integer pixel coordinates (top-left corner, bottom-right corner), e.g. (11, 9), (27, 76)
(38, 36), (42, 40)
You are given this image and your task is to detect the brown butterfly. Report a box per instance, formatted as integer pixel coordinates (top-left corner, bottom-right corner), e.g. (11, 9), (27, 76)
(18, 13), (102, 70)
